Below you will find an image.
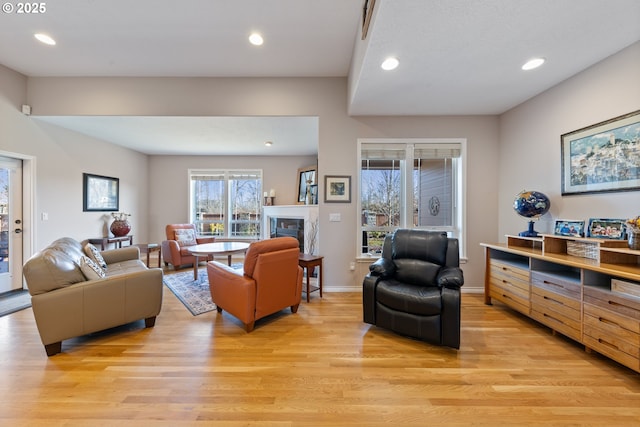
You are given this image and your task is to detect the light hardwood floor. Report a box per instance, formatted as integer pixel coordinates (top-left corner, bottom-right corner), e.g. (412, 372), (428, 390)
(1, 263), (639, 426)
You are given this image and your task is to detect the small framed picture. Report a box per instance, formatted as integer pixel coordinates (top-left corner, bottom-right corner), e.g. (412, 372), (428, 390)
(587, 218), (626, 239)
(554, 219), (585, 237)
(324, 175), (351, 203)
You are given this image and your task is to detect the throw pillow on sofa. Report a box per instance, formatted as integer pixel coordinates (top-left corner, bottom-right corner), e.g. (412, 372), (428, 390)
(84, 243), (107, 269)
(80, 255), (106, 280)
(175, 229), (197, 246)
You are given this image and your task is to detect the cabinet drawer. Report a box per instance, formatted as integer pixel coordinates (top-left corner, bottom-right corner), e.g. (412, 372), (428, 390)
(490, 287), (530, 315)
(584, 305), (640, 358)
(584, 286), (640, 321)
(530, 307), (581, 341)
(531, 283), (581, 314)
(531, 271), (580, 300)
(584, 302), (640, 335)
(583, 331), (639, 372)
(490, 259), (529, 283)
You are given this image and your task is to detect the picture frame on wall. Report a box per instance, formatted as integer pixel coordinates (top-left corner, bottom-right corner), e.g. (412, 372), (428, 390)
(83, 173), (119, 212)
(586, 218), (626, 239)
(561, 110), (640, 196)
(324, 175), (351, 203)
(296, 165), (317, 204)
(554, 219), (585, 237)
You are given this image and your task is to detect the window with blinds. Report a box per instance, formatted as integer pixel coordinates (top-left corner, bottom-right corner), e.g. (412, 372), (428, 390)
(189, 170), (262, 238)
(359, 139), (466, 257)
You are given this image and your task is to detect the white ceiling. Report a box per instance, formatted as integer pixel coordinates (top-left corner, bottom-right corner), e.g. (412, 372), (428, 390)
(1, 0), (639, 155)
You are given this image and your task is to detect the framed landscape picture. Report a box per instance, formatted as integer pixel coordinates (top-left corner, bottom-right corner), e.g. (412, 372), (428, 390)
(324, 175), (351, 203)
(83, 173), (119, 212)
(561, 110), (640, 195)
(586, 218), (626, 240)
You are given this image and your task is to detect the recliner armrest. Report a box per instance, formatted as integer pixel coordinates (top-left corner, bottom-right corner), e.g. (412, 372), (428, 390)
(368, 257), (396, 278)
(436, 266), (464, 289)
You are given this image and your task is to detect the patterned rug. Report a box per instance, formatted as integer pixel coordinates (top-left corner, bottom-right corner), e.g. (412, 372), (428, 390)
(163, 268), (216, 316)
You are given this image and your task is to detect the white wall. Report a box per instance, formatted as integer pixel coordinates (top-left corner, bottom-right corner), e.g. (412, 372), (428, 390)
(498, 42), (640, 239)
(24, 76), (500, 290)
(148, 154), (317, 245)
(0, 64), (149, 250)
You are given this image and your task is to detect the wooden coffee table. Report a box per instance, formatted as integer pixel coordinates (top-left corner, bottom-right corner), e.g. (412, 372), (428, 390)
(188, 242), (250, 280)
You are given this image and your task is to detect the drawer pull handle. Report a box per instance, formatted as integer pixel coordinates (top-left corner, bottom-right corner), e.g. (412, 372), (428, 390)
(543, 313), (562, 324)
(598, 317), (620, 327)
(607, 300), (638, 313)
(543, 295), (563, 306)
(598, 338), (619, 351)
(544, 280), (564, 289)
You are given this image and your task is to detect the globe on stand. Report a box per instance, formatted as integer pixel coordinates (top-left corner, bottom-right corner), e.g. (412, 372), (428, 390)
(513, 190), (551, 237)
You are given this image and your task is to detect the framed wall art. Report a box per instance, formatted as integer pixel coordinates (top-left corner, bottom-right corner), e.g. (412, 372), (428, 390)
(83, 173), (119, 212)
(296, 165), (317, 204)
(586, 218), (626, 240)
(554, 219), (585, 237)
(561, 110), (640, 195)
(324, 175), (351, 203)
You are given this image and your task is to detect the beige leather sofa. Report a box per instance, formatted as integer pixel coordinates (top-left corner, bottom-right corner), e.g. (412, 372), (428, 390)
(23, 237), (163, 356)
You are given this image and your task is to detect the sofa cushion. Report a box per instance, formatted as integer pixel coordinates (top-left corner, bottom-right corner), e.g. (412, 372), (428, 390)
(80, 255), (106, 280)
(376, 279), (442, 316)
(175, 229), (197, 246)
(83, 243), (107, 269)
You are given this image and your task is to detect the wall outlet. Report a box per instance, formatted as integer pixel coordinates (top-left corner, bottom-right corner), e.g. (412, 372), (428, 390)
(349, 261), (355, 271)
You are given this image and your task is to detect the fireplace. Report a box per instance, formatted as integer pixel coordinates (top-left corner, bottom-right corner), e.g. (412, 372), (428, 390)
(262, 205), (319, 254)
(271, 217), (304, 252)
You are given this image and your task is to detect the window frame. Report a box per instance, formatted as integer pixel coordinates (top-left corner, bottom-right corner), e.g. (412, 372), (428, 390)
(357, 138), (467, 259)
(188, 169), (263, 240)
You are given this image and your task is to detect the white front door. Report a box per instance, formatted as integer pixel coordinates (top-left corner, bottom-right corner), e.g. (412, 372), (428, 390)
(0, 156), (23, 293)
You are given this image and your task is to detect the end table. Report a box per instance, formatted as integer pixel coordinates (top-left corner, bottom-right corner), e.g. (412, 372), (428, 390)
(298, 253), (323, 303)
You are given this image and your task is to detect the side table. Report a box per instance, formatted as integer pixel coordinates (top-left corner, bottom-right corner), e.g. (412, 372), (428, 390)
(136, 243), (161, 268)
(298, 253), (323, 303)
(88, 235), (133, 250)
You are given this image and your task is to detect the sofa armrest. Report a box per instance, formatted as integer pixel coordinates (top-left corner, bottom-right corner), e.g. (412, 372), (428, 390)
(362, 274), (379, 324)
(207, 261), (256, 325)
(436, 266), (464, 289)
(368, 257), (396, 278)
(101, 246), (140, 265)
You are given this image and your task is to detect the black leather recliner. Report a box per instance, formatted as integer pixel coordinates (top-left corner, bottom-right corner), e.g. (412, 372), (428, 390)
(363, 229), (464, 349)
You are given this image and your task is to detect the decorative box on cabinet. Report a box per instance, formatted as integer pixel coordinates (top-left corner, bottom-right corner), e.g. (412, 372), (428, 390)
(482, 234), (640, 373)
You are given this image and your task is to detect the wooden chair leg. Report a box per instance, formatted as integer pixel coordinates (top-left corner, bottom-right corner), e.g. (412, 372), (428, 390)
(291, 303), (300, 313)
(144, 316), (156, 328)
(245, 321), (255, 332)
(216, 306), (223, 313)
(44, 341), (62, 357)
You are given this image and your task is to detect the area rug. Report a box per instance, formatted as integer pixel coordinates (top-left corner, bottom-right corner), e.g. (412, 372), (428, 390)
(0, 289), (31, 317)
(163, 268), (216, 316)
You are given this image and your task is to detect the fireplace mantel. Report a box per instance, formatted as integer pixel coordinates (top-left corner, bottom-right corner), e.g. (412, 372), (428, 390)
(262, 205), (319, 254)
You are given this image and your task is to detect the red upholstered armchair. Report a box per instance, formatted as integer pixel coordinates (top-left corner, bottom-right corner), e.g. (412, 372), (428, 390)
(162, 224), (215, 270)
(207, 237), (303, 332)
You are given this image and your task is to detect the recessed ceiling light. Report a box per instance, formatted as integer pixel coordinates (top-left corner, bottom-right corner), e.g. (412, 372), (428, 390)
(522, 57), (545, 71)
(34, 33), (56, 45)
(249, 33), (264, 46)
(381, 57), (399, 71)
(264, 141), (273, 147)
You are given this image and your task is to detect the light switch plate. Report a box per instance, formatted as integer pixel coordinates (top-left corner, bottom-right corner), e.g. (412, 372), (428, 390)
(329, 213), (341, 222)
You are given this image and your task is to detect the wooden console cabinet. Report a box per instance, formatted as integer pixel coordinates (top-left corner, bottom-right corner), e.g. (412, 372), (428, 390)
(482, 234), (640, 372)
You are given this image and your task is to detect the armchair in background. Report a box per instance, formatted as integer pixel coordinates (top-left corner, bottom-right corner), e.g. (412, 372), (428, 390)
(162, 223), (215, 270)
(207, 237), (303, 332)
(363, 229), (464, 349)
